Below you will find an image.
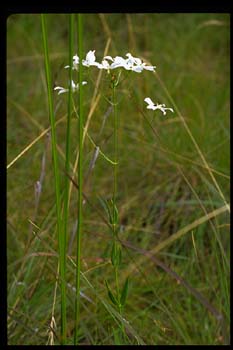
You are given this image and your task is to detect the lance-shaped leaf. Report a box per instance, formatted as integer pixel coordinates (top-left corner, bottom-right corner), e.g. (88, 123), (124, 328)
(120, 277), (129, 307)
(98, 196), (113, 225)
(105, 280), (118, 306)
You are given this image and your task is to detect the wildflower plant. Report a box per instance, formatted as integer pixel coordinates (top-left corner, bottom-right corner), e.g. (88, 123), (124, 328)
(46, 14), (174, 345)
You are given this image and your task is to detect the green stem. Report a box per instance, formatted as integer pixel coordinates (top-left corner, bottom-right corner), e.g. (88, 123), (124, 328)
(62, 14), (74, 343)
(114, 265), (120, 305)
(41, 14), (66, 344)
(114, 257), (125, 342)
(112, 84), (118, 235)
(74, 13), (83, 345)
(112, 83), (126, 342)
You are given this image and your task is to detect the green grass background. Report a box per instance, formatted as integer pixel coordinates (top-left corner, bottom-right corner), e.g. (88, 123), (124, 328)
(7, 13), (230, 345)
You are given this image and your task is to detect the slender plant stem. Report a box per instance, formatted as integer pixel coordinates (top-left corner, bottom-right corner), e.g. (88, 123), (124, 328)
(115, 259), (125, 340)
(114, 261), (124, 335)
(74, 13), (83, 345)
(112, 83), (126, 342)
(112, 84), (118, 234)
(41, 14), (66, 344)
(114, 264), (120, 304)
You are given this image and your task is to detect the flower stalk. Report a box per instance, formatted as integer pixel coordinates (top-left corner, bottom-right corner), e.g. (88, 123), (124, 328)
(112, 82), (118, 234)
(111, 75), (127, 342)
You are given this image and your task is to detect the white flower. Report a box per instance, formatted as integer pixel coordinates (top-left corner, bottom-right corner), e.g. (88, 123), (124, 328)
(125, 53), (142, 66)
(66, 51), (102, 69)
(97, 59), (111, 70)
(125, 53), (156, 72)
(110, 56), (131, 70)
(64, 54), (80, 70)
(73, 54), (79, 67)
(111, 53), (156, 73)
(54, 80), (87, 95)
(71, 80), (88, 92)
(98, 56), (129, 71)
(54, 86), (68, 95)
(82, 50), (100, 68)
(144, 97), (174, 115)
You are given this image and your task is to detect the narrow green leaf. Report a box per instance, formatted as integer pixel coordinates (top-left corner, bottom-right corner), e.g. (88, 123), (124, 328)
(120, 277), (129, 307)
(105, 280), (118, 306)
(98, 196), (113, 225)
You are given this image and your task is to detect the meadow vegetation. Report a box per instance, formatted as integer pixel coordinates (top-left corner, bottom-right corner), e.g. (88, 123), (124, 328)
(7, 13), (230, 345)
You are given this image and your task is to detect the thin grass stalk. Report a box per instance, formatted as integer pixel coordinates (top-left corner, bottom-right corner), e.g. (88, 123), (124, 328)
(74, 13), (83, 345)
(41, 14), (66, 344)
(63, 13), (74, 251)
(60, 14), (74, 342)
(60, 14), (75, 342)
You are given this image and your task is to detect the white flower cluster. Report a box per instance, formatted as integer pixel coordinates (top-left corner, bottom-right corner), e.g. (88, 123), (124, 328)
(55, 50), (155, 95)
(144, 97), (174, 115)
(54, 50), (174, 116)
(65, 50), (156, 73)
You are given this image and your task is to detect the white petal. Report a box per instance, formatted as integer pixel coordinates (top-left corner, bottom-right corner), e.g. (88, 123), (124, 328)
(111, 56), (129, 69)
(71, 80), (76, 90)
(143, 65), (156, 72)
(89, 61), (101, 67)
(73, 54), (79, 63)
(144, 97), (154, 105)
(54, 86), (68, 94)
(103, 55), (114, 61)
(87, 50), (95, 61)
(113, 56), (126, 64)
(58, 89), (68, 95)
(131, 65), (143, 73)
(147, 104), (156, 110)
(81, 50), (96, 66)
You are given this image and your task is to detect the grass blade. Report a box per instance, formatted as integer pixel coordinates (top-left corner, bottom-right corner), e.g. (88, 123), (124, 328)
(41, 14), (66, 344)
(74, 13), (84, 345)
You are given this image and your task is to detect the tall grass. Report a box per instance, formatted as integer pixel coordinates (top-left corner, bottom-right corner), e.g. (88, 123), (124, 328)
(41, 14), (67, 344)
(74, 13), (84, 345)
